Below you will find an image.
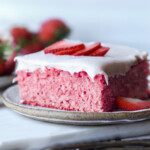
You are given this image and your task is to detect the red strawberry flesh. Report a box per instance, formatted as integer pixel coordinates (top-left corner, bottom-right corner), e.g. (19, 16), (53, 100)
(44, 40), (85, 54)
(116, 97), (150, 111)
(89, 47), (110, 56)
(55, 45), (85, 55)
(73, 42), (101, 56)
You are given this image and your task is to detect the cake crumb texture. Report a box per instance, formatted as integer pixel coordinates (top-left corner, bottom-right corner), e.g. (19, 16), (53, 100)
(17, 60), (148, 112)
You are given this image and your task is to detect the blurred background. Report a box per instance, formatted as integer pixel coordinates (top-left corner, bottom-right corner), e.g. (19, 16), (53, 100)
(0, 0), (149, 51)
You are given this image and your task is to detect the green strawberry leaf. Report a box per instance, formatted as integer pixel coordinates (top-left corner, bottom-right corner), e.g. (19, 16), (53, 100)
(54, 27), (70, 42)
(3, 44), (13, 57)
(18, 38), (29, 47)
(0, 43), (17, 61)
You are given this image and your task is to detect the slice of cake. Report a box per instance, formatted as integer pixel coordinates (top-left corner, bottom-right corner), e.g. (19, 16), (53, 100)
(15, 40), (149, 112)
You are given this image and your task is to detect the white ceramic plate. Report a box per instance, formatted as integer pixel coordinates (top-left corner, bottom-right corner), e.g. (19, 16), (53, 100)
(0, 75), (16, 105)
(1, 85), (150, 125)
(0, 75), (15, 88)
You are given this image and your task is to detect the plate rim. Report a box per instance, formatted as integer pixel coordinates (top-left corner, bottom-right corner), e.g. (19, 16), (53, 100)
(1, 85), (150, 125)
(0, 74), (16, 87)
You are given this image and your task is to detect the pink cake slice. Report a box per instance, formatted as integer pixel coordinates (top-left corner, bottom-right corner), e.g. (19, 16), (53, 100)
(15, 42), (149, 112)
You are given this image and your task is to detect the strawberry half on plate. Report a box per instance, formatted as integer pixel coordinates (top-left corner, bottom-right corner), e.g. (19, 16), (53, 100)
(116, 97), (150, 111)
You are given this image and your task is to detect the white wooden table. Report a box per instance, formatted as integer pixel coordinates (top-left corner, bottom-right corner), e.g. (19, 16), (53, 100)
(1, 94), (150, 150)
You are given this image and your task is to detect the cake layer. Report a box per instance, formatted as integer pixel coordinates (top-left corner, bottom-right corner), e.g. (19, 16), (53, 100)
(15, 43), (147, 84)
(109, 60), (149, 99)
(17, 60), (148, 112)
(17, 69), (116, 112)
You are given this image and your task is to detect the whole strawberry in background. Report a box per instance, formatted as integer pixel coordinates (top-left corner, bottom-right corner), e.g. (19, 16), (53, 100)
(38, 19), (70, 46)
(11, 27), (31, 44)
(21, 42), (43, 55)
(10, 18), (70, 55)
(0, 18), (70, 76)
(11, 27), (44, 55)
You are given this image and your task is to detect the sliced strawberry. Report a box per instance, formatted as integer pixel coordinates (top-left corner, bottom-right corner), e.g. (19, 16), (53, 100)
(73, 42), (101, 56)
(4, 52), (16, 75)
(116, 97), (150, 111)
(55, 46), (83, 55)
(89, 47), (110, 56)
(44, 40), (85, 54)
(0, 60), (4, 75)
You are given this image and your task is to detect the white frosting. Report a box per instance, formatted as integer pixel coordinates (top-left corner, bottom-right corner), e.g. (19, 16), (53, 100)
(15, 43), (147, 84)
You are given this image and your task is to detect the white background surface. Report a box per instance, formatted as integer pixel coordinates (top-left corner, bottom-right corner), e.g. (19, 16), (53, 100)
(0, 0), (149, 51)
(2, 106), (150, 150)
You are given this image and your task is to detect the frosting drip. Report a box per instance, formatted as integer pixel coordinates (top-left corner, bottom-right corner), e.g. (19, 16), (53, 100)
(15, 43), (147, 84)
